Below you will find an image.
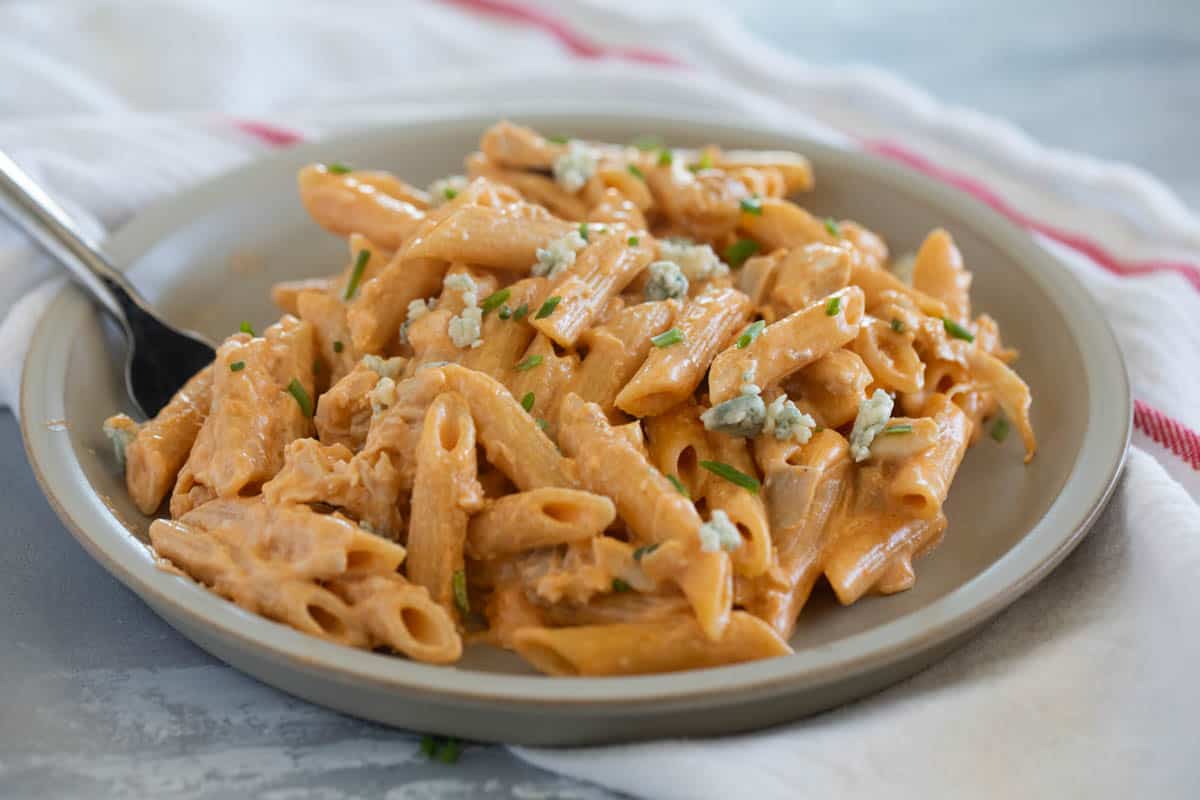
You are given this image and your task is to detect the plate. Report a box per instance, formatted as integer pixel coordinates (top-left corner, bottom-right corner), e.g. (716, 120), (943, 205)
(20, 111), (1130, 745)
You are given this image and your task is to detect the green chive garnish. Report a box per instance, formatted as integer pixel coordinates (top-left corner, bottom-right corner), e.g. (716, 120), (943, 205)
(480, 288), (511, 314)
(333, 340), (344, 353)
(737, 320), (765, 349)
(611, 578), (632, 593)
(700, 460), (760, 493)
(343, 249), (370, 300)
(443, 187), (458, 201)
(689, 152), (714, 172)
(512, 303), (529, 321)
(631, 134), (663, 151)
(883, 424), (913, 435)
(452, 569), (470, 615)
(420, 735), (437, 756)
(498, 305), (512, 320)
(313, 359), (322, 375)
(546, 134), (570, 144)
(535, 418), (549, 431)
(515, 354), (544, 372)
(287, 378), (313, 417)
(824, 217), (842, 238)
(657, 149), (673, 166)
(627, 164), (645, 180)
(436, 738), (462, 764)
(943, 318), (975, 342)
(666, 474), (690, 498)
(633, 543), (660, 561)
(536, 296), (562, 319)
(326, 162), (352, 174)
(825, 296), (842, 316)
(520, 391), (535, 412)
(990, 417), (1011, 443)
(239, 321), (255, 336)
(627, 235), (640, 246)
(890, 319), (904, 333)
(740, 196), (763, 215)
(578, 222), (589, 241)
(230, 361), (245, 372)
(650, 327), (684, 348)
(723, 239), (759, 269)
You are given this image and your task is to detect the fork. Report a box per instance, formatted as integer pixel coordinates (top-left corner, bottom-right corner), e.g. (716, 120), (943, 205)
(0, 150), (215, 419)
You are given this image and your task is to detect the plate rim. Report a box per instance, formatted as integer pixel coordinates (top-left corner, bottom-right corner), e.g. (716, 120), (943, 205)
(19, 108), (1131, 708)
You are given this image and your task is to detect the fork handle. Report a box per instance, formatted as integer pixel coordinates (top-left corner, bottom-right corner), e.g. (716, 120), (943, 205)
(0, 149), (144, 332)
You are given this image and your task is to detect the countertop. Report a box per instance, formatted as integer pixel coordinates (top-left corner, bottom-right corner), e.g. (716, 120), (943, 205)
(2, 1), (1196, 798)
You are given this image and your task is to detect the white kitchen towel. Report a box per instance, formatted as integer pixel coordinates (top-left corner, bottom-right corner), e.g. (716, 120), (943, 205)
(1, 1), (1198, 797)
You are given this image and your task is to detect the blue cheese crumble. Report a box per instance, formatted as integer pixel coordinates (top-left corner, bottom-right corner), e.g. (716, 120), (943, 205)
(444, 273), (484, 349)
(101, 416), (139, 469)
(427, 175), (468, 207)
(698, 510), (742, 553)
(533, 230), (587, 279)
(399, 297), (433, 344)
(361, 354), (406, 379)
(552, 140), (596, 193)
(849, 388), (895, 462)
(643, 260), (689, 301)
(891, 252), (916, 285)
(701, 393), (766, 438)
(659, 239), (729, 282)
(763, 395), (816, 443)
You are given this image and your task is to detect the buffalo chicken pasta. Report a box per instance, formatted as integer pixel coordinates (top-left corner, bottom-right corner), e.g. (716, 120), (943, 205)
(102, 121), (1036, 676)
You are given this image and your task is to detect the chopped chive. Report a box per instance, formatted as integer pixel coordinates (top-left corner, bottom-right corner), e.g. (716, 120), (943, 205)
(520, 391), (535, 412)
(650, 327), (685, 348)
(515, 354), (544, 372)
(239, 321), (255, 336)
(230, 361), (245, 372)
(883, 424), (913, 435)
(627, 164), (645, 180)
(313, 359), (322, 375)
(700, 460), (760, 493)
(611, 578), (632, 593)
(287, 378), (313, 417)
(723, 238), (760, 269)
(498, 305), (512, 320)
(535, 418), (549, 431)
(824, 217), (842, 238)
(943, 318), (975, 342)
(480, 287), (511, 314)
(546, 134), (570, 144)
(420, 735), (438, 757)
(657, 149), (673, 166)
(536, 296), (562, 319)
(333, 340), (344, 353)
(890, 319), (904, 333)
(627, 235), (640, 246)
(443, 187), (458, 201)
(825, 296), (842, 316)
(990, 417), (1011, 443)
(326, 162), (352, 174)
(343, 249), (370, 300)
(813, 426), (825, 433)
(631, 134), (663, 151)
(452, 569), (470, 614)
(578, 222), (589, 241)
(436, 738), (462, 764)
(689, 152), (714, 172)
(739, 196), (763, 215)
(737, 320), (766, 349)
(633, 543), (660, 561)
(512, 303), (530, 321)
(666, 474), (690, 498)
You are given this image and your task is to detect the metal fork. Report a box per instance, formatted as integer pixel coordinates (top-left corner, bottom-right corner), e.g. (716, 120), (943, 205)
(0, 150), (215, 419)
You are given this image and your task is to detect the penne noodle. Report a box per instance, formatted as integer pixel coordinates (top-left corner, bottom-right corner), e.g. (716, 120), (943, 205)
(467, 488), (616, 559)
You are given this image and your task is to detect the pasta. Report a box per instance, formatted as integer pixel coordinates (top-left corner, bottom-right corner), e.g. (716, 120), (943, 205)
(104, 121), (1036, 674)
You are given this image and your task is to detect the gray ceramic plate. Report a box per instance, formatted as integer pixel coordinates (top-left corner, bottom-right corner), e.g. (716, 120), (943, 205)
(20, 111), (1130, 746)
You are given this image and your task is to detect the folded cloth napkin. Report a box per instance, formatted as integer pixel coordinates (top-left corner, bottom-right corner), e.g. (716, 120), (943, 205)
(2, 2), (1198, 797)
